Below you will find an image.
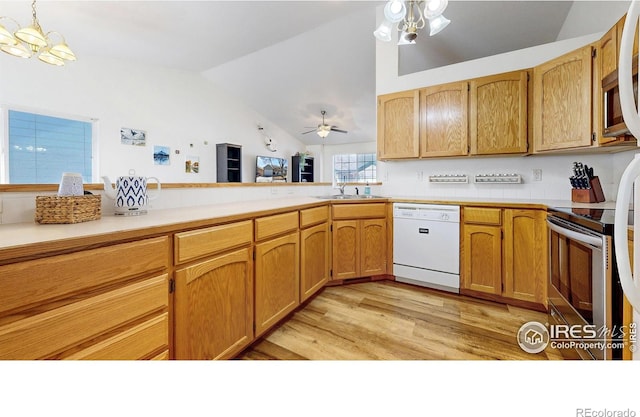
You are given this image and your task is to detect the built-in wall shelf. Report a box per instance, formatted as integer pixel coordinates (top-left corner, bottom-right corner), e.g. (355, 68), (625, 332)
(428, 174), (468, 183)
(474, 173), (522, 184)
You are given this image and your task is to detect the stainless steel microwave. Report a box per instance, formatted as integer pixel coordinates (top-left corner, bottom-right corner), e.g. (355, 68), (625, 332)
(602, 56), (638, 138)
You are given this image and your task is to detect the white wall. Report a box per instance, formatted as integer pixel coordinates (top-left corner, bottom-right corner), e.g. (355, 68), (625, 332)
(0, 51), (318, 224)
(0, 54), (306, 184)
(373, 2), (634, 202)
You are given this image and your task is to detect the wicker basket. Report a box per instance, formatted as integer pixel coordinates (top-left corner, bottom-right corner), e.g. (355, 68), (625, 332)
(35, 195), (102, 224)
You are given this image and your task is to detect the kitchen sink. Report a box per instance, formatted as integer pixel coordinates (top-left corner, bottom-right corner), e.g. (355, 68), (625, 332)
(317, 195), (386, 200)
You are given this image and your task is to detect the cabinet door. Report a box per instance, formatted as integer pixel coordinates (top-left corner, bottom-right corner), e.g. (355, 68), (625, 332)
(533, 46), (593, 151)
(377, 90), (420, 159)
(616, 14), (639, 65)
(601, 24), (617, 79)
(462, 224), (502, 295)
(300, 222), (330, 302)
(174, 248), (253, 360)
(420, 82), (469, 157)
(470, 71), (528, 155)
(502, 209), (548, 305)
(0, 275), (168, 360)
(360, 218), (387, 276)
(255, 232), (300, 337)
(332, 220), (360, 280)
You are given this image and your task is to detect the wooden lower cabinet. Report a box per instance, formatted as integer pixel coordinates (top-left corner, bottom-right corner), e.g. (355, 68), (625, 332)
(503, 209), (548, 304)
(462, 224), (502, 295)
(255, 232), (300, 337)
(333, 220), (360, 280)
(300, 222), (330, 302)
(461, 207), (547, 307)
(0, 237), (170, 360)
(332, 218), (387, 280)
(174, 247), (253, 360)
(361, 219), (387, 276)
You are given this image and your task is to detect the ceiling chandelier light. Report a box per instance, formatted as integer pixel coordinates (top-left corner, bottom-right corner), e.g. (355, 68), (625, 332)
(0, 0), (76, 66)
(374, 0), (451, 45)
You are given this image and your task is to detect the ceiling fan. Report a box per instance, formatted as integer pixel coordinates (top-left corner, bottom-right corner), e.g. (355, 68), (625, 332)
(302, 110), (348, 138)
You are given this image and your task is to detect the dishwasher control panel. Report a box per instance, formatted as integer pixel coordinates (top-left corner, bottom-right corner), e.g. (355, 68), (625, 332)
(393, 203), (460, 223)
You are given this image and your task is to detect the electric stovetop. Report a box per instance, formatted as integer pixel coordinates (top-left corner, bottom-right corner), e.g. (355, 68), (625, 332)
(548, 207), (633, 236)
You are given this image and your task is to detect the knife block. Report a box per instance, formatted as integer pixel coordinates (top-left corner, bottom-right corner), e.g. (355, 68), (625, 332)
(571, 176), (605, 203)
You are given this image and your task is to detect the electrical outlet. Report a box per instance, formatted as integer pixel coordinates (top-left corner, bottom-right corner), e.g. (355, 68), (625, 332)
(533, 169), (542, 181)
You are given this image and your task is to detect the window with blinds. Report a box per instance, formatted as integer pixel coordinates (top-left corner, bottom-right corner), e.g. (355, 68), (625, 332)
(8, 110), (93, 184)
(332, 153), (377, 184)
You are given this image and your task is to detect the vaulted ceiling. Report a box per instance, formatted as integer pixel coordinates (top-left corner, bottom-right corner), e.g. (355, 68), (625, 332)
(0, 1), (627, 146)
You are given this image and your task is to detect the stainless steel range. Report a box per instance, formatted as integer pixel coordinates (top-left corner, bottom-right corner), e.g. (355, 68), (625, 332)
(546, 207), (629, 360)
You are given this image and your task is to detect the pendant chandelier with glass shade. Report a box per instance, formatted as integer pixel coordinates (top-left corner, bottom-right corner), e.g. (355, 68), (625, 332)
(374, 0), (451, 45)
(0, 0), (76, 66)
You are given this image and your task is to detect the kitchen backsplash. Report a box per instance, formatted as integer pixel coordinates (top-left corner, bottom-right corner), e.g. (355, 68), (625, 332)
(378, 149), (638, 202)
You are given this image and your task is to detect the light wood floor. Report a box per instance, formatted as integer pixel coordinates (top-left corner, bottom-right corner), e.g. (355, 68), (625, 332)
(238, 280), (563, 360)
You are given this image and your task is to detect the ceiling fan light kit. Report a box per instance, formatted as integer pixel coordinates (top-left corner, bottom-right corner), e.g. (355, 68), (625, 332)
(374, 0), (450, 45)
(301, 110), (348, 139)
(0, 0), (76, 66)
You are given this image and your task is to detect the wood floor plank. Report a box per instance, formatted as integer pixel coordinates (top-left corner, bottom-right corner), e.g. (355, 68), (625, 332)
(238, 281), (562, 360)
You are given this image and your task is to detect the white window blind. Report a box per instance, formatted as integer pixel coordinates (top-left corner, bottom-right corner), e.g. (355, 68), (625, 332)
(8, 110), (93, 184)
(333, 153), (377, 184)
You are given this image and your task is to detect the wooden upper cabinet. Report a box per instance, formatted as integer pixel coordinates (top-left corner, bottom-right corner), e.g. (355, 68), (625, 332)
(616, 13), (639, 63)
(377, 90), (420, 159)
(469, 71), (529, 155)
(601, 23), (618, 79)
(420, 82), (469, 157)
(533, 45), (594, 152)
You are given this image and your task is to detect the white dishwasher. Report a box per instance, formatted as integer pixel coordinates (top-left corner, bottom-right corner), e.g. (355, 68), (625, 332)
(393, 203), (460, 293)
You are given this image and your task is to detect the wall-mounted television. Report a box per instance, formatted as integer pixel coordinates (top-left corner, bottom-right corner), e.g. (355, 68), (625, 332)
(256, 155), (288, 183)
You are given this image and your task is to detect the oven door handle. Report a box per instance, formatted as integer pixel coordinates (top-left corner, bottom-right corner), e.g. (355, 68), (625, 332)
(546, 219), (603, 248)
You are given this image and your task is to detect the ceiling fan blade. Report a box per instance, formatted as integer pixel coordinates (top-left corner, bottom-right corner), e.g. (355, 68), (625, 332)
(331, 127), (348, 134)
(301, 129), (316, 134)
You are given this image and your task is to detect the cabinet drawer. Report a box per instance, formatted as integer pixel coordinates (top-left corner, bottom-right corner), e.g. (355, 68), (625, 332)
(300, 206), (329, 228)
(65, 313), (169, 360)
(332, 203), (387, 220)
(174, 220), (252, 264)
(464, 207), (502, 225)
(0, 274), (168, 360)
(255, 211), (299, 241)
(0, 237), (168, 317)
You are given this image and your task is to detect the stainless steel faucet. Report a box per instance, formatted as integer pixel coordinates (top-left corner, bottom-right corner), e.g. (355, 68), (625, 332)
(338, 176), (347, 195)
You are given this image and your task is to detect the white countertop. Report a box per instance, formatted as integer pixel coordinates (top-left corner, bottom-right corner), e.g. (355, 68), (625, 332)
(0, 194), (623, 256)
(0, 196), (322, 252)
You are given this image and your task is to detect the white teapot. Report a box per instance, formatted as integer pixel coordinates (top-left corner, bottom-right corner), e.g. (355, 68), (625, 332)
(102, 169), (161, 216)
